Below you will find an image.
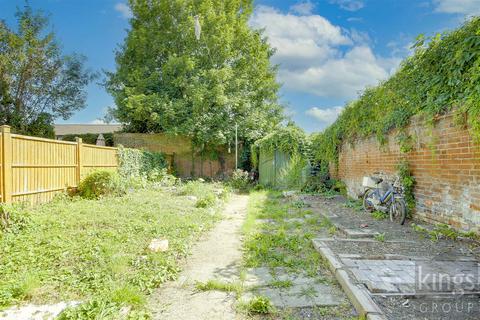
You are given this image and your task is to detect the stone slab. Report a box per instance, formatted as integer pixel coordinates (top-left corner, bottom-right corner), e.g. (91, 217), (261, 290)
(243, 283), (344, 308)
(342, 228), (381, 239)
(281, 283), (343, 308)
(243, 267), (274, 287)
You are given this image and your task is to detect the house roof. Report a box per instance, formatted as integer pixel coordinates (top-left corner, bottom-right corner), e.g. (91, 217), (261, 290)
(54, 124), (123, 136)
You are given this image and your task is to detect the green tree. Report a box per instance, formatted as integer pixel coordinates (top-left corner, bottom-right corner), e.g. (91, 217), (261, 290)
(106, 0), (284, 150)
(0, 6), (94, 138)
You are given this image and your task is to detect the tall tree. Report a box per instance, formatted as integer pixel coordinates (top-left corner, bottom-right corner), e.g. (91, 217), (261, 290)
(0, 6), (94, 138)
(106, 0), (284, 150)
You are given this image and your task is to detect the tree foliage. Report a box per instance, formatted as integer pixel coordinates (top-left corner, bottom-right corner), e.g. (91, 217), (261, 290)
(106, 0), (283, 149)
(313, 17), (480, 165)
(0, 6), (94, 137)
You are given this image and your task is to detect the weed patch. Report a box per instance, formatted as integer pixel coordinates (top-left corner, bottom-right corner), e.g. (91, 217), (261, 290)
(243, 296), (274, 314)
(371, 210), (388, 220)
(195, 280), (243, 296)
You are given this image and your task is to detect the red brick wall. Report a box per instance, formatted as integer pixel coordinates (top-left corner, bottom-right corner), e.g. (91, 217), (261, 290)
(332, 113), (480, 231)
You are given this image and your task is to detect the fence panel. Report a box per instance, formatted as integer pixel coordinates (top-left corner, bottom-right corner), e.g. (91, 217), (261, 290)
(0, 125), (119, 205)
(11, 134), (78, 204)
(81, 144), (118, 177)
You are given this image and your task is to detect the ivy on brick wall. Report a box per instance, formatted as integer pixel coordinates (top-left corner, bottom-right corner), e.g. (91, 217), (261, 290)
(312, 17), (480, 166)
(397, 160), (416, 214)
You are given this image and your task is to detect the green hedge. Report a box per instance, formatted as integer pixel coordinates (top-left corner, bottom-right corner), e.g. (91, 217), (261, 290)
(117, 145), (167, 179)
(313, 17), (480, 165)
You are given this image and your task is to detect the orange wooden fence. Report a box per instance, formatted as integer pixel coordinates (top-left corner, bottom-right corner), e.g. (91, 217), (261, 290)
(0, 125), (118, 204)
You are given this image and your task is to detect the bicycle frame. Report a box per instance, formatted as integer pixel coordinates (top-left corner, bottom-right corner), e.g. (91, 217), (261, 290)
(369, 185), (396, 205)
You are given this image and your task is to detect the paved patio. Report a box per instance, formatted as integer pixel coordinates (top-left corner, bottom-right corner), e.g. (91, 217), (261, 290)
(304, 194), (480, 320)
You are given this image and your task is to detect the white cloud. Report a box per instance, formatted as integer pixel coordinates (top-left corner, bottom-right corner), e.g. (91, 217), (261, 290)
(251, 6), (400, 99)
(433, 0), (480, 15)
(280, 47), (397, 99)
(306, 106), (344, 128)
(330, 0), (365, 11)
(251, 6), (350, 71)
(89, 119), (106, 124)
(114, 2), (132, 19)
(290, 1), (315, 15)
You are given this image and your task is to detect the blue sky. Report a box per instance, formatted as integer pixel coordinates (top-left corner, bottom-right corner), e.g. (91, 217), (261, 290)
(0, 0), (478, 133)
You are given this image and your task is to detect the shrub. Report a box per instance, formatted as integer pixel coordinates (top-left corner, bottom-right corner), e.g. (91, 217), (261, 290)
(195, 193), (217, 208)
(117, 145), (167, 181)
(228, 169), (250, 191)
(78, 170), (123, 199)
(245, 296), (273, 314)
(0, 204), (31, 234)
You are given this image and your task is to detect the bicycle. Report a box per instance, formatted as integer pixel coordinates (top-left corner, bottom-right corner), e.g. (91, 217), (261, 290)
(362, 175), (407, 225)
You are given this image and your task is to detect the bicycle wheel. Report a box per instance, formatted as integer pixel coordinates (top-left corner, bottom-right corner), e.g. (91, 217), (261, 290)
(390, 198), (406, 225)
(363, 189), (375, 212)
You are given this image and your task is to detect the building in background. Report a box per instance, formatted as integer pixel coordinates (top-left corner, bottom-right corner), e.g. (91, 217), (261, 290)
(54, 124), (122, 140)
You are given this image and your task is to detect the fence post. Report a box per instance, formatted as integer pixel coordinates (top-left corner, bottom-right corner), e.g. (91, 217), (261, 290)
(1, 125), (12, 203)
(76, 137), (83, 186)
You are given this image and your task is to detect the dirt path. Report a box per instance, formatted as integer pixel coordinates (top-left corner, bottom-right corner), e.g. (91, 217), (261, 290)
(149, 194), (248, 320)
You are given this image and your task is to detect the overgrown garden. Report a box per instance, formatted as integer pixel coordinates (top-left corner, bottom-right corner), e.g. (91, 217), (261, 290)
(0, 147), (229, 319)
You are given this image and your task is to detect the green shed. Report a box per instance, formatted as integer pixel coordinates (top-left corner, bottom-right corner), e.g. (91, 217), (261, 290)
(258, 148), (310, 189)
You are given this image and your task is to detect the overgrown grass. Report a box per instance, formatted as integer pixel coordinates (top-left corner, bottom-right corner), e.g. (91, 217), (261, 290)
(239, 191), (353, 318)
(374, 233), (386, 242)
(371, 210), (388, 220)
(242, 191), (328, 278)
(411, 223), (479, 242)
(195, 280), (243, 296)
(0, 183), (226, 318)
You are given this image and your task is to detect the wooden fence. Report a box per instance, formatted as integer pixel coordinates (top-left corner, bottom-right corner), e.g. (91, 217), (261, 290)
(0, 125), (118, 205)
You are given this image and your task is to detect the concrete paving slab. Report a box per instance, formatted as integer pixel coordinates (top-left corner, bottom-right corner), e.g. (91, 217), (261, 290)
(281, 283), (344, 308)
(341, 228), (381, 239)
(244, 267), (274, 287)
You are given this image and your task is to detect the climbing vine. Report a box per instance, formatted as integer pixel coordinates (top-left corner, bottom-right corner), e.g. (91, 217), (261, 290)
(312, 17), (480, 165)
(251, 123), (309, 168)
(397, 160), (416, 213)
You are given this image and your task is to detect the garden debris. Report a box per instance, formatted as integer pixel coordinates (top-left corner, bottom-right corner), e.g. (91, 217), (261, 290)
(186, 195), (198, 202)
(0, 301), (80, 320)
(148, 238), (169, 252)
(282, 190), (297, 198)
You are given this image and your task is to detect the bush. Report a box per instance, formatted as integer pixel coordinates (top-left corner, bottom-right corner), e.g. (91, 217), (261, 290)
(195, 193), (217, 208)
(117, 145), (167, 181)
(228, 169), (250, 191)
(78, 170), (123, 199)
(0, 204), (31, 234)
(245, 296), (273, 314)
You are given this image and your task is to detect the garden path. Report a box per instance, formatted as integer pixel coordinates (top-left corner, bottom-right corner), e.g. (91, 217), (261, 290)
(149, 194), (249, 320)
